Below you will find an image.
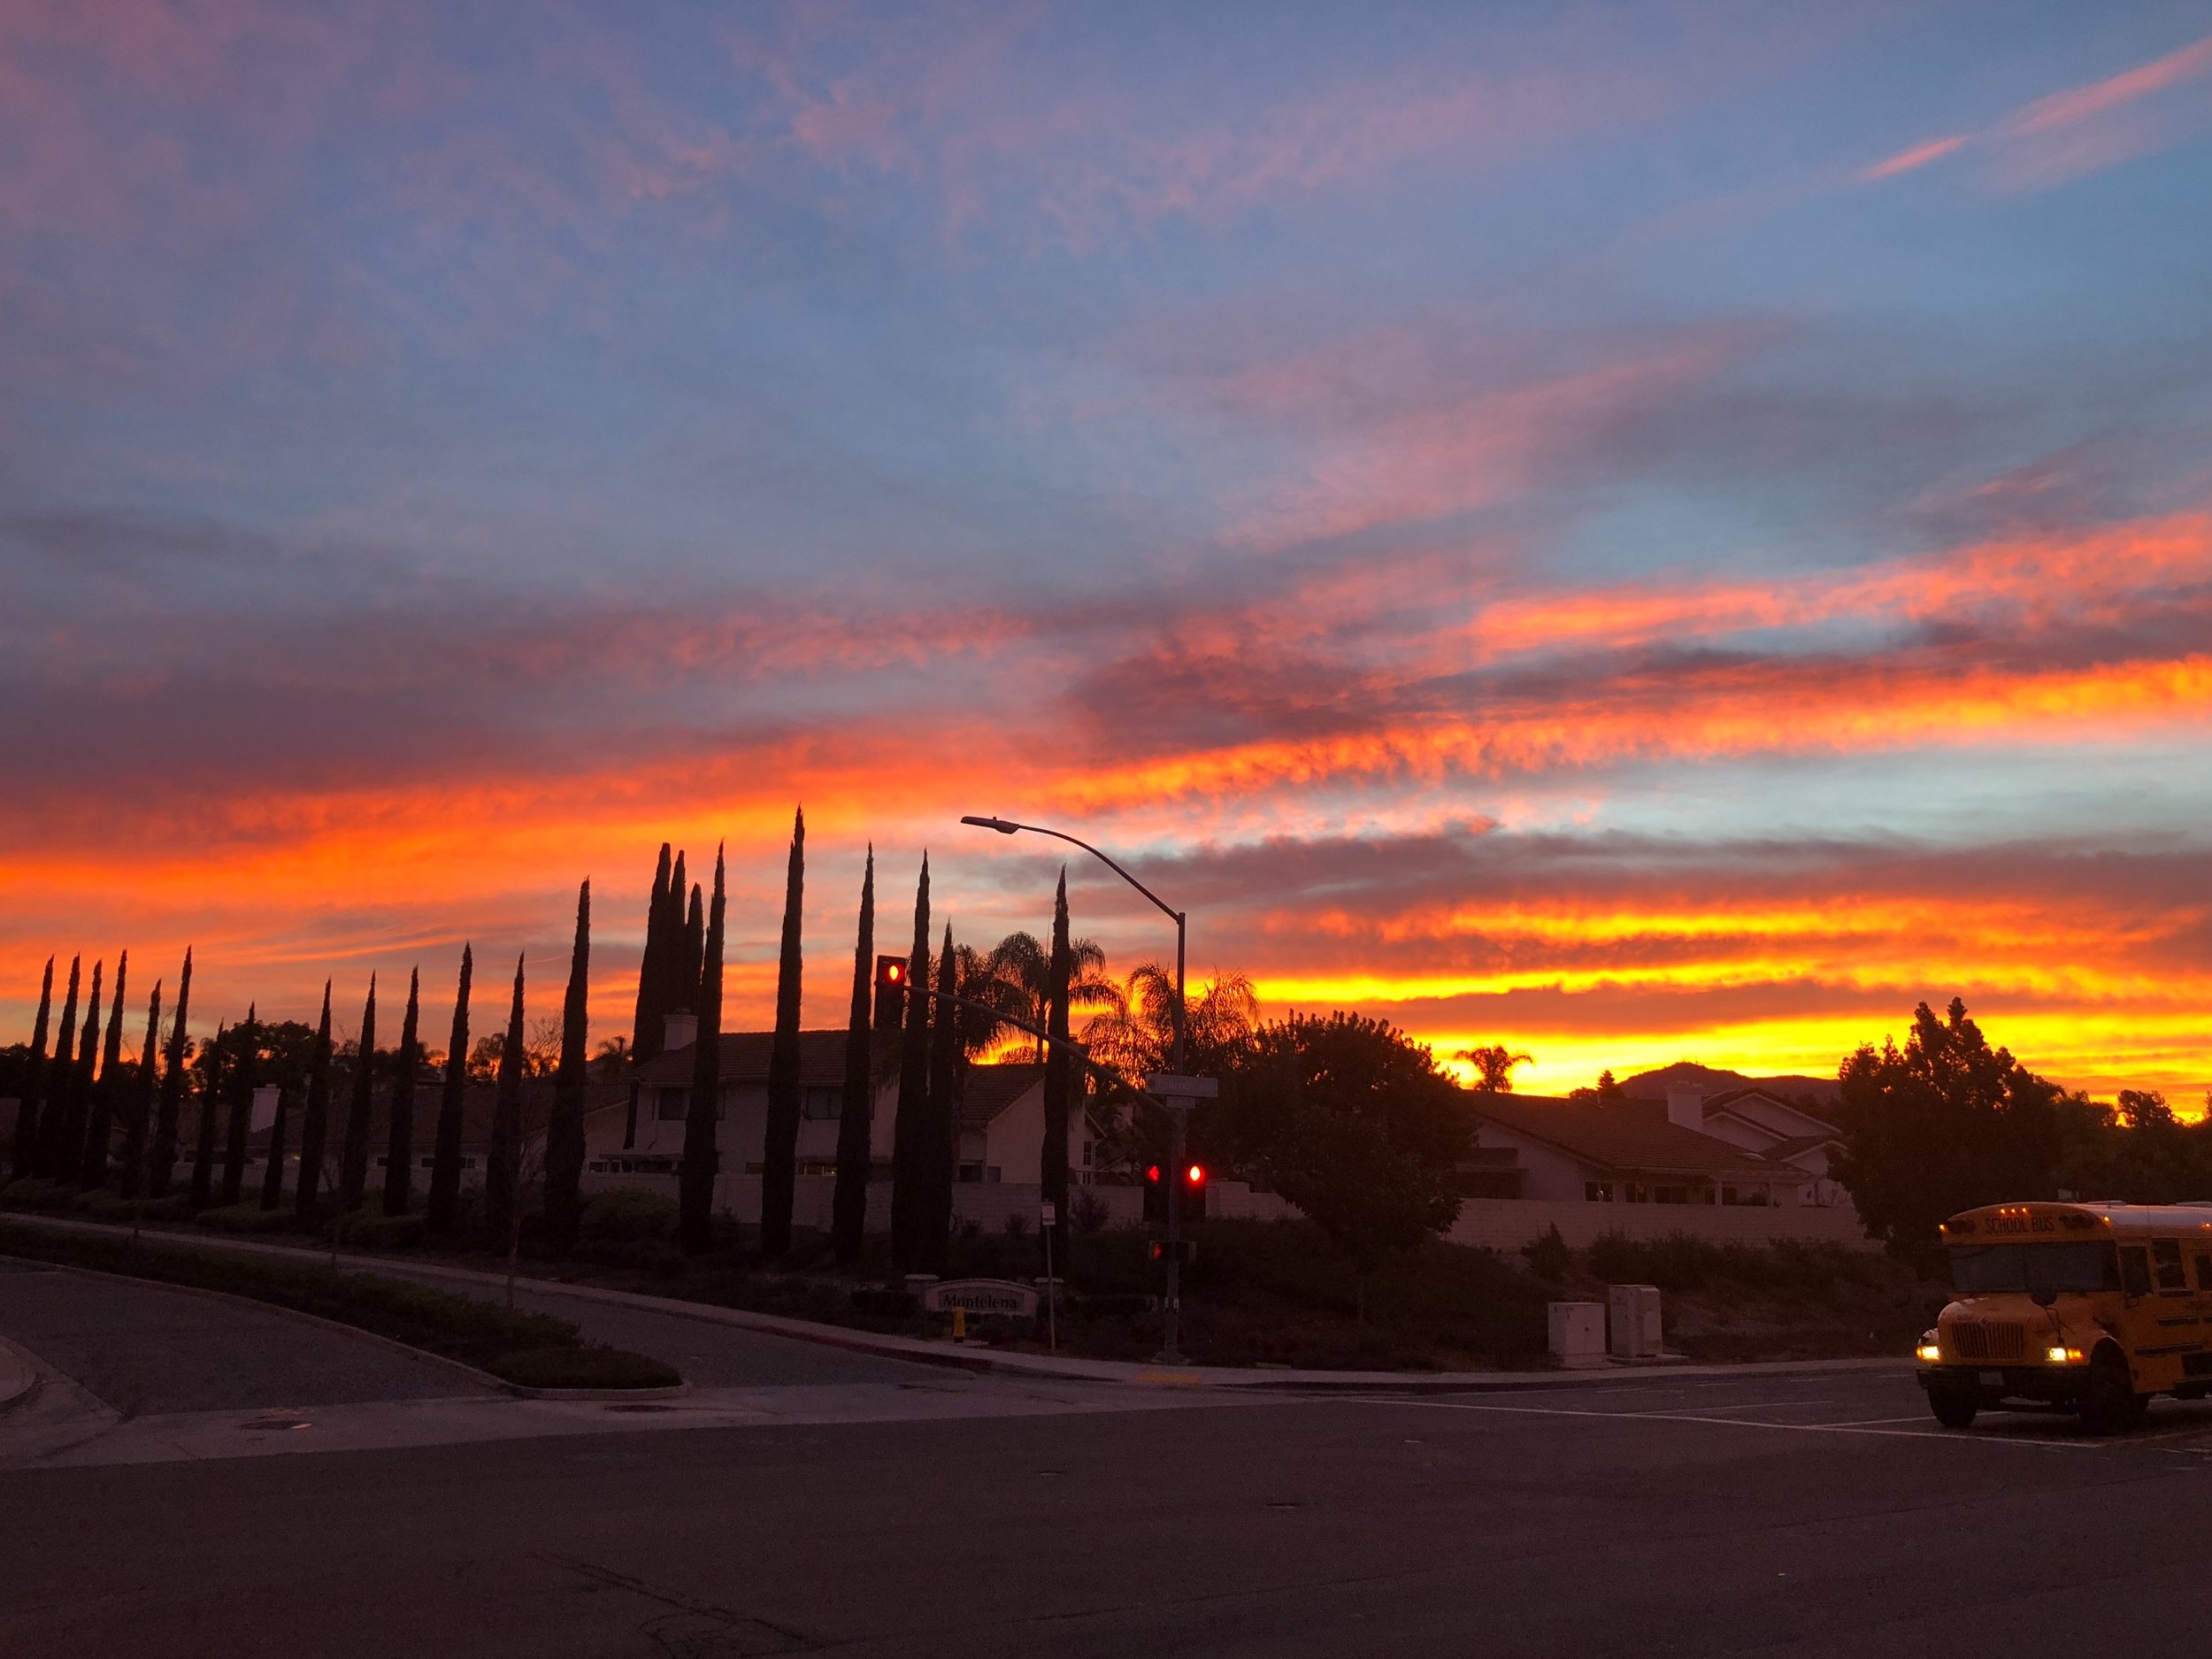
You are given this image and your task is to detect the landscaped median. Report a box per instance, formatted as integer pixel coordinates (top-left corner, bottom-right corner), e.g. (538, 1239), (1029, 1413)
(0, 1219), (681, 1396)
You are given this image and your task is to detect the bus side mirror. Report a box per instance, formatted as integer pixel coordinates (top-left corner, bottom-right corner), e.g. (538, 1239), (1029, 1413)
(2031, 1286), (2058, 1309)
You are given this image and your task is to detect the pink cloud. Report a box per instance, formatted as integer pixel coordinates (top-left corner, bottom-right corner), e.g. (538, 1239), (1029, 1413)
(1863, 30), (2212, 189)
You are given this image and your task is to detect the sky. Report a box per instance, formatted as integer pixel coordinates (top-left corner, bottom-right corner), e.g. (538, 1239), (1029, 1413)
(4, 0), (2211, 1101)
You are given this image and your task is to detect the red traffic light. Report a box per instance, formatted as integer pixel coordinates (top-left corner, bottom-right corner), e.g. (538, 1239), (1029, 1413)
(1185, 1163), (1206, 1188)
(1146, 1164), (1162, 1184)
(879, 957), (906, 985)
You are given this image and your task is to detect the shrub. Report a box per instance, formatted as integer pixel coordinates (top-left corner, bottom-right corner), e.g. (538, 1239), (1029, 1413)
(1522, 1225), (1570, 1281)
(578, 1189), (680, 1245)
(494, 1345), (680, 1391)
(1002, 1211), (1030, 1238)
(1071, 1189), (1112, 1234)
(348, 1211), (426, 1250)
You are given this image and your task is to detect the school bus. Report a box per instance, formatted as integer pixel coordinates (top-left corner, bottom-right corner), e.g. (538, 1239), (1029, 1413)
(1915, 1201), (2212, 1432)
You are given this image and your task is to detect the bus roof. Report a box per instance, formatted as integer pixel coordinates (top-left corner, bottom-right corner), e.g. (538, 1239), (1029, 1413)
(1943, 1201), (2212, 1240)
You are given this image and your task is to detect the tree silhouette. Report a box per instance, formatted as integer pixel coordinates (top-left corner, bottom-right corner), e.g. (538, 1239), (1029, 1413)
(832, 848), (877, 1263)
(761, 809), (806, 1257)
(295, 983), (334, 1220)
(9, 956), (51, 1180)
(149, 948), (191, 1197)
(543, 880), (592, 1250)
(679, 848), (726, 1255)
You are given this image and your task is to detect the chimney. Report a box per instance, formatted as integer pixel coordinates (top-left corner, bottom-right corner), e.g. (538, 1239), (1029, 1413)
(664, 1010), (699, 1053)
(1666, 1087), (1704, 1133)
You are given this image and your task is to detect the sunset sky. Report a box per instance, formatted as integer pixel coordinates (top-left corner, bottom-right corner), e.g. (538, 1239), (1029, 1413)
(4, 2), (2210, 1101)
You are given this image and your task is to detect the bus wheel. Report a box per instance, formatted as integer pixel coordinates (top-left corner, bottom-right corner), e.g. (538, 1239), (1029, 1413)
(1927, 1385), (1978, 1430)
(2080, 1350), (2147, 1435)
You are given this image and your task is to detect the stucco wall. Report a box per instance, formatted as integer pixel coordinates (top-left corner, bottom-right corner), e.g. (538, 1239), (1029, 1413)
(1446, 1198), (1873, 1251)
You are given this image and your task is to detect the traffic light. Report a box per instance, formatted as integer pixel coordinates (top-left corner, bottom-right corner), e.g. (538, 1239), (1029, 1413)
(872, 955), (908, 1032)
(1143, 1160), (1209, 1224)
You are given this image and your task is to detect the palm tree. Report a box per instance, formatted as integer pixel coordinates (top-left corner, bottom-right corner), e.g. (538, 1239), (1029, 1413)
(957, 931), (1115, 1063)
(1455, 1044), (1532, 1094)
(1080, 963), (1261, 1079)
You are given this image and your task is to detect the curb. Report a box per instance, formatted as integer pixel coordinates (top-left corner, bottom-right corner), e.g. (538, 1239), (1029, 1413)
(0, 1209), (1916, 1394)
(0, 1249), (691, 1404)
(0, 1333), (41, 1417)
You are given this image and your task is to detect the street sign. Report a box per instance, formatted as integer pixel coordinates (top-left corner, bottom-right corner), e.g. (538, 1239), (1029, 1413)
(1144, 1072), (1217, 1103)
(1039, 1201), (1056, 1227)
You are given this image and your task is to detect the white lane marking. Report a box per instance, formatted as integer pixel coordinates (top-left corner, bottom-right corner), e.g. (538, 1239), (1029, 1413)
(1337, 1395), (2106, 1450)
(1817, 1415), (1942, 1428)
(1644, 1399), (1835, 1416)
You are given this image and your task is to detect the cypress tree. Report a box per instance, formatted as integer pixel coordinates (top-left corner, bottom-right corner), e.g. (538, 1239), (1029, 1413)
(681, 882), (704, 1013)
(295, 982), (334, 1220)
(149, 947), (191, 1196)
(831, 849), (877, 1263)
(483, 955), (526, 1240)
(34, 957), (81, 1179)
(382, 969), (421, 1216)
(888, 857), (933, 1271)
(657, 847), (686, 1031)
(922, 923), (959, 1273)
(189, 1019), (224, 1209)
(544, 880), (592, 1250)
(54, 960), (102, 1188)
(679, 846), (726, 1255)
(337, 979), (376, 1212)
(760, 808), (807, 1257)
(426, 946), (472, 1234)
(8, 956), (51, 1180)
(119, 979), (161, 1200)
(1041, 869), (1074, 1269)
(258, 1023), (289, 1210)
(631, 844), (672, 1064)
(221, 1005), (257, 1206)
(81, 949), (128, 1190)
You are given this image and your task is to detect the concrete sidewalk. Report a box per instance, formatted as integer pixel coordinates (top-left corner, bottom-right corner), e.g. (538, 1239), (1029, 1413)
(0, 1209), (1913, 1394)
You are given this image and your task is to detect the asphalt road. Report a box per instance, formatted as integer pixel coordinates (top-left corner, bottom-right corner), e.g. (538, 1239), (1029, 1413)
(10, 1279), (2212, 1659)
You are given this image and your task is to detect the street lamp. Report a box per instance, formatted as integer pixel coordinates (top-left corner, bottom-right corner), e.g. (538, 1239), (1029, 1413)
(960, 812), (1202, 1363)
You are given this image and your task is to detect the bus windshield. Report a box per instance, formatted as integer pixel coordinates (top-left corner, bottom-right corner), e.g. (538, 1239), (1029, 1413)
(1948, 1241), (2120, 1294)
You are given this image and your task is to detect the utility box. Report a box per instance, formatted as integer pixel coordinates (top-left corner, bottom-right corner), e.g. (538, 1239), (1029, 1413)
(1548, 1302), (1607, 1367)
(1608, 1284), (1663, 1358)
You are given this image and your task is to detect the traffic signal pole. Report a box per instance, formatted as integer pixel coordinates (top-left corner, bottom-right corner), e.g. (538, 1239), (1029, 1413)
(959, 814), (1200, 1364)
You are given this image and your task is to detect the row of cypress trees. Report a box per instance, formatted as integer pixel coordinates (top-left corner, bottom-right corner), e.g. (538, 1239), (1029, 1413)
(638, 810), (1078, 1274)
(6, 879), (601, 1250)
(13, 829), (1080, 1273)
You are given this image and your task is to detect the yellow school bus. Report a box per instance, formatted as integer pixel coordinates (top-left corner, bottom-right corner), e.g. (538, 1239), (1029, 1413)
(1915, 1202), (2212, 1432)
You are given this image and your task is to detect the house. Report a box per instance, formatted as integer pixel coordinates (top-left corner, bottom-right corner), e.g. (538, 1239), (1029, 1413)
(584, 1015), (1098, 1205)
(1662, 1085), (1846, 1206)
(1462, 1092), (1816, 1209)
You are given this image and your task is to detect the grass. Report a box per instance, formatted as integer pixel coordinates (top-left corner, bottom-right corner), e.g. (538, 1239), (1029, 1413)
(0, 1217), (680, 1391)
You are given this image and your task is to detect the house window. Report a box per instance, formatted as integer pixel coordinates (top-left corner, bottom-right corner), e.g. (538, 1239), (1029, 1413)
(657, 1086), (723, 1121)
(1654, 1185), (1691, 1205)
(1585, 1181), (1614, 1202)
(802, 1086), (842, 1121)
(1081, 1141), (1094, 1169)
(957, 1162), (985, 1183)
(1624, 1182), (1649, 1203)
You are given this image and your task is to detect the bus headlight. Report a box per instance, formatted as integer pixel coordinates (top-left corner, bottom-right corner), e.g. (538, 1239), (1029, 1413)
(2047, 1345), (2083, 1364)
(1916, 1331), (1941, 1363)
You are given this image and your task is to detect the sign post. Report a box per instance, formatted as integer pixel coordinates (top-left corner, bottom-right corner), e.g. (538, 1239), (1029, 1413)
(1040, 1200), (1058, 1352)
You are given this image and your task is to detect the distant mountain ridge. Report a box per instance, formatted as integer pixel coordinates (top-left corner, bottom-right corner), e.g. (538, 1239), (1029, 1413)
(1618, 1060), (1840, 1108)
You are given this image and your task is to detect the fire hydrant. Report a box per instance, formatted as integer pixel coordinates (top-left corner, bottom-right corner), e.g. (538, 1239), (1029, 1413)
(951, 1307), (967, 1344)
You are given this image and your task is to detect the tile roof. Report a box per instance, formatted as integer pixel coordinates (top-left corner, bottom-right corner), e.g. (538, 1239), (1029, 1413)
(958, 1063), (1043, 1128)
(1469, 1094), (1786, 1179)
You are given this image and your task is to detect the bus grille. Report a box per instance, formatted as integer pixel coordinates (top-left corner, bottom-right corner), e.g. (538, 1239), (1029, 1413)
(1946, 1322), (2025, 1363)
